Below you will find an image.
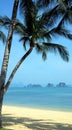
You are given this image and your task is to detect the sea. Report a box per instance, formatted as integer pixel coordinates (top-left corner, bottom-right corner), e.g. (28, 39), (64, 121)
(3, 86), (72, 111)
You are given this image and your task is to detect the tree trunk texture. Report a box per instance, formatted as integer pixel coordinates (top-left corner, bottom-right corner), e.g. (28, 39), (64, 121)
(0, 90), (4, 128)
(0, 0), (19, 128)
(0, 0), (19, 88)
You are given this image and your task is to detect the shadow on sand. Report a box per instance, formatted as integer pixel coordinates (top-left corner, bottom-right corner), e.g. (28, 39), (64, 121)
(2, 114), (72, 130)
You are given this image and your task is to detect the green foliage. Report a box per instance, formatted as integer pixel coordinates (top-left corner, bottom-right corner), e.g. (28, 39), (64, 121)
(0, 0), (72, 61)
(0, 31), (6, 43)
(19, 0), (72, 61)
(0, 128), (13, 130)
(43, 43), (69, 62)
(0, 17), (6, 43)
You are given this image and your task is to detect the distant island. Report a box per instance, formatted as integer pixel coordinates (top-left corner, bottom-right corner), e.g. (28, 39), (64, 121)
(26, 84), (42, 88)
(56, 82), (67, 87)
(11, 82), (72, 88)
(19, 82), (71, 88)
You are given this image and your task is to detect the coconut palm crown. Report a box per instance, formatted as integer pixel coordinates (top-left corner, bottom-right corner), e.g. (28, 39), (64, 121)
(1, 0), (72, 62)
(18, 0), (72, 61)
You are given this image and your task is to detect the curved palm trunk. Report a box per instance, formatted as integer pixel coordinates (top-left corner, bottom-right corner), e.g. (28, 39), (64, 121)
(0, 0), (19, 88)
(4, 47), (33, 93)
(0, 0), (19, 128)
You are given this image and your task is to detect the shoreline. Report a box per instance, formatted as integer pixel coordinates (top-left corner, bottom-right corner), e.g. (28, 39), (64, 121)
(2, 105), (72, 130)
(3, 103), (72, 112)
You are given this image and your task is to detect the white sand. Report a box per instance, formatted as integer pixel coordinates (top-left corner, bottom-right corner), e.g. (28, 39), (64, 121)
(2, 105), (72, 130)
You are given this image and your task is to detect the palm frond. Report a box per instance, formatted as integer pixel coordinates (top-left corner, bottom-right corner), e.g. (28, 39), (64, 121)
(40, 30), (51, 41)
(0, 18), (4, 26)
(37, 0), (55, 8)
(0, 16), (11, 29)
(43, 42), (69, 61)
(20, 0), (35, 14)
(57, 0), (72, 24)
(15, 19), (27, 35)
(0, 31), (6, 43)
(35, 42), (69, 61)
(40, 5), (59, 29)
(48, 25), (72, 40)
(35, 43), (48, 61)
(42, 51), (47, 61)
(58, 0), (72, 10)
(20, 0), (38, 35)
(19, 36), (30, 50)
(37, 0), (72, 27)
(35, 43), (45, 52)
(62, 10), (72, 24)
(57, 0), (68, 10)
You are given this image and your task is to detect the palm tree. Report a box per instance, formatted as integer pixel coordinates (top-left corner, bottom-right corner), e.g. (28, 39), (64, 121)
(1, 0), (72, 91)
(0, 0), (72, 128)
(0, 31), (6, 128)
(0, 23), (6, 127)
(0, 0), (19, 128)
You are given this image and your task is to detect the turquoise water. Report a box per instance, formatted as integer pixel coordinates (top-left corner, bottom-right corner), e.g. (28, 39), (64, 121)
(3, 86), (72, 111)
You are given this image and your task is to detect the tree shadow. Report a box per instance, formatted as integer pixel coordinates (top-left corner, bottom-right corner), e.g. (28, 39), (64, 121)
(2, 114), (72, 130)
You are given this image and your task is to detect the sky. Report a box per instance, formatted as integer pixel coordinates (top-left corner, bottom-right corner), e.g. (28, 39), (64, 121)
(0, 0), (72, 86)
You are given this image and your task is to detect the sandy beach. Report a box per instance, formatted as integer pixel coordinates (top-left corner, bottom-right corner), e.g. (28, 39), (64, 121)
(2, 105), (72, 130)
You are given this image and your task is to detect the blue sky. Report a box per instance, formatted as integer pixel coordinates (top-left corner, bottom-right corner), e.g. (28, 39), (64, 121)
(0, 0), (72, 86)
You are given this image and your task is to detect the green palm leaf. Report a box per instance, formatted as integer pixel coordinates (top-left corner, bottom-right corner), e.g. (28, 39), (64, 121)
(20, 0), (37, 35)
(0, 16), (11, 29)
(35, 43), (47, 61)
(48, 27), (72, 40)
(39, 5), (59, 29)
(37, 0), (55, 8)
(19, 36), (30, 50)
(43, 42), (69, 61)
(0, 31), (6, 43)
(35, 42), (69, 61)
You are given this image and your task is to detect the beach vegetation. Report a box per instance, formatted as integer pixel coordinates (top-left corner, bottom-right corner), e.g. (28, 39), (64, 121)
(1, 128), (12, 130)
(0, 0), (72, 128)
